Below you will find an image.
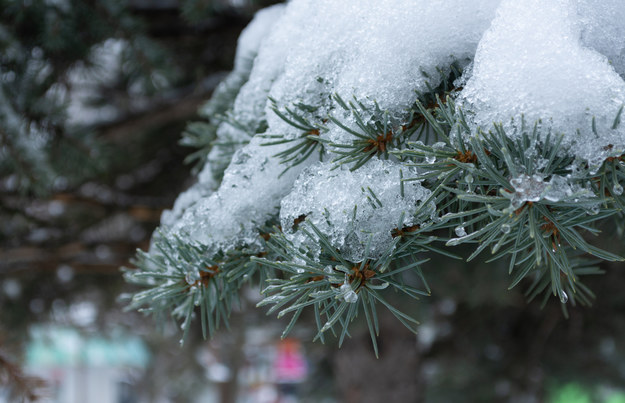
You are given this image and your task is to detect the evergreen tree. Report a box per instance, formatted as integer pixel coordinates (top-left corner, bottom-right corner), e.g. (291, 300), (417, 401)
(0, 1), (266, 400)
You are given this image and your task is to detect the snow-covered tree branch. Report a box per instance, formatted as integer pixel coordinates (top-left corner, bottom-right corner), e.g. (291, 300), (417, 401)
(125, 0), (625, 352)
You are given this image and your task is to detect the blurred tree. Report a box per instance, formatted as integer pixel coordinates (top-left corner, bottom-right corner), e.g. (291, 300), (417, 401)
(0, 0), (272, 401)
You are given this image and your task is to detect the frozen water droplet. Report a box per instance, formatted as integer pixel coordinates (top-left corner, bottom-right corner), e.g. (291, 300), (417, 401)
(465, 174), (474, 184)
(560, 291), (568, 304)
(500, 223), (511, 234)
(425, 155), (437, 164)
(185, 270), (201, 285)
(432, 142), (446, 150)
(613, 183), (624, 196)
(588, 205), (600, 215)
(344, 290), (358, 303)
(340, 283), (358, 303)
(296, 268), (305, 274)
(454, 226), (467, 237)
(324, 265), (334, 274)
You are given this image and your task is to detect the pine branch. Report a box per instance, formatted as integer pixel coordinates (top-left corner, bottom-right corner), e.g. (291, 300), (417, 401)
(126, 45), (625, 352)
(329, 62), (465, 171)
(260, 98), (327, 173)
(253, 221), (430, 357)
(397, 98), (624, 304)
(124, 231), (269, 343)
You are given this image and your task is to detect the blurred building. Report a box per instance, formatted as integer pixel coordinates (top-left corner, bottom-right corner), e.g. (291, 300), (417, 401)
(3, 327), (150, 403)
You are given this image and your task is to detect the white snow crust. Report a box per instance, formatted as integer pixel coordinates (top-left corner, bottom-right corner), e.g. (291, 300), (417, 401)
(169, 136), (303, 254)
(576, 0), (625, 78)
(263, 0), (502, 144)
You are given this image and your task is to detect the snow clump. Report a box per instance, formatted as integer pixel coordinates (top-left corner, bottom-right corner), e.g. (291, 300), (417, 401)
(280, 159), (432, 262)
(458, 0), (625, 170)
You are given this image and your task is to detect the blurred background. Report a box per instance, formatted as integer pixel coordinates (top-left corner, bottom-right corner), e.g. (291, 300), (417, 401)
(1, 1), (625, 402)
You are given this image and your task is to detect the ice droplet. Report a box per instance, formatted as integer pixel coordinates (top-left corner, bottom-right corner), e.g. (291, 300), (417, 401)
(185, 270), (201, 285)
(296, 268), (305, 274)
(500, 223), (511, 234)
(613, 183), (624, 196)
(560, 291), (568, 304)
(454, 226), (467, 237)
(340, 283), (358, 303)
(344, 290), (358, 303)
(425, 155), (437, 164)
(588, 205), (600, 215)
(465, 174), (474, 184)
